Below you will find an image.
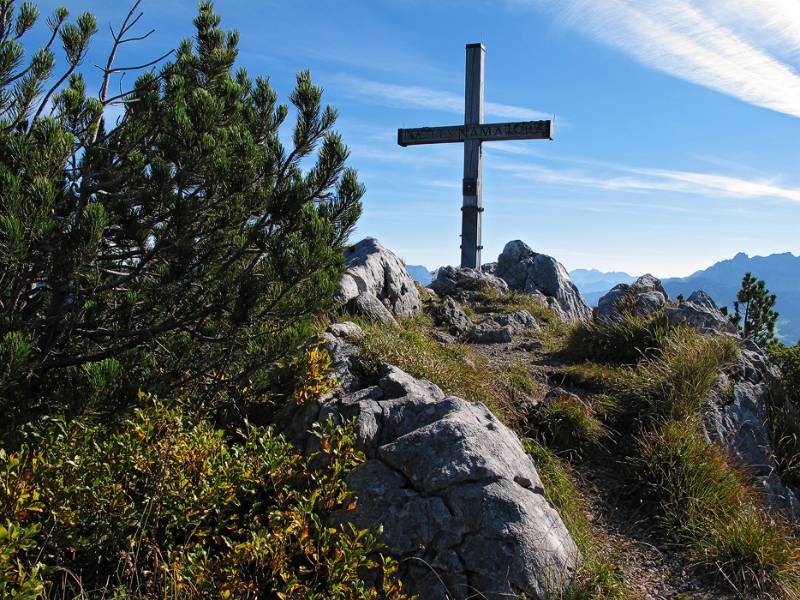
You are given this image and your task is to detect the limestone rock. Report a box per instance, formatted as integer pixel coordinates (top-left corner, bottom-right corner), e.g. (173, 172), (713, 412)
(280, 337), (580, 599)
(434, 297), (473, 337)
(666, 290), (738, 336)
(431, 265), (509, 300)
(467, 310), (539, 345)
(596, 274), (667, 321)
(326, 321), (364, 340)
(703, 346), (800, 520)
(493, 241), (591, 322)
(469, 321), (513, 344)
(336, 238), (421, 318)
(352, 292), (397, 325)
(495, 310), (540, 334)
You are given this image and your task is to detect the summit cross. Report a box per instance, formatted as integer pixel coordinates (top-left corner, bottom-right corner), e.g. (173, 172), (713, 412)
(397, 43), (554, 269)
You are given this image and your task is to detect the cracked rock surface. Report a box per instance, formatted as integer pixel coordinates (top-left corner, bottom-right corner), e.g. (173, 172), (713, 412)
(703, 343), (800, 520)
(335, 237), (422, 320)
(492, 240), (591, 323)
(278, 323), (580, 599)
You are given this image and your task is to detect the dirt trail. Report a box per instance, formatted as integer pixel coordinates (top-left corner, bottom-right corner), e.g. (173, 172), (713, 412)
(467, 337), (733, 600)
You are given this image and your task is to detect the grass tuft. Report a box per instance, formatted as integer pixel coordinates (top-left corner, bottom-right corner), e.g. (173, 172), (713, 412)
(538, 394), (607, 458)
(354, 314), (543, 422)
(633, 419), (800, 597)
(563, 312), (671, 366)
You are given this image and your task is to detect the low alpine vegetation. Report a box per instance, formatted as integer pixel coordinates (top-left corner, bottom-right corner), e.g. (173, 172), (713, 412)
(0, 399), (407, 598)
(355, 313), (545, 423)
(564, 312), (671, 366)
(634, 419), (800, 597)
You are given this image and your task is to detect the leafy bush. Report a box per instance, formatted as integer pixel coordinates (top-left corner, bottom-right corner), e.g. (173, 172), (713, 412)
(633, 419), (800, 597)
(0, 0), (363, 418)
(0, 400), (408, 599)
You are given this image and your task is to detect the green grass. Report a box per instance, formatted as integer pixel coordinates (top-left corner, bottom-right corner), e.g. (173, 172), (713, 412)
(559, 327), (738, 427)
(537, 394), (608, 459)
(354, 313), (545, 423)
(552, 319), (800, 597)
(634, 419), (800, 598)
(473, 286), (562, 326)
(563, 312), (672, 366)
(618, 328), (739, 422)
(769, 343), (800, 488)
(526, 441), (630, 599)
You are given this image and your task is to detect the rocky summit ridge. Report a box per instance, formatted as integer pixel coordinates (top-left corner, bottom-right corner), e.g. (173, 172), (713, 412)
(286, 237), (800, 599)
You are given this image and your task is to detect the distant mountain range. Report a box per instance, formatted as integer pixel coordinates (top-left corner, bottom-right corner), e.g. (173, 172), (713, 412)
(404, 252), (800, 343)
(406, 265), (434, 286)
(569, 252), (800, 344)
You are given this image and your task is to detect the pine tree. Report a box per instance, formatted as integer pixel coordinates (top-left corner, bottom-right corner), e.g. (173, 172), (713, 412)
(730, 272), (779, 348)
(0, 1), (364, 416)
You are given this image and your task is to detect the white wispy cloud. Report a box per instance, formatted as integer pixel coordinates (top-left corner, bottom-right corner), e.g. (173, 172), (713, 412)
(336, 74), (550, 120)
(493, 159), (800, 204)
(525, 0), (800, 118)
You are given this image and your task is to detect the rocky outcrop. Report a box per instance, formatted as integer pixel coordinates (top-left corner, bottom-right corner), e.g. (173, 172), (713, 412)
(703, 343), (800, 520)
(666, 290), (738, 336)
(336, 238), (422, 322)
(468, 310), (540, 345)
(431, 265), (509, 300)
(433, 297), (473, 337)
(658, 292), (799, 519)
(279, 323), (580, 599)
(493, 241), (591, 322)
(597, 274), (668, 321)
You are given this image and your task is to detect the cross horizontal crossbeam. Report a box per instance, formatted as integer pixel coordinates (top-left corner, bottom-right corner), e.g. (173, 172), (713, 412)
(398, 119), (553, 147)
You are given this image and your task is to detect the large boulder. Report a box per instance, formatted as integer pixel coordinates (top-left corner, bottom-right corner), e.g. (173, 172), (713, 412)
(703, 343), (800, 520)
(431, 265), (509, 300)
(666, 290), (738, 336)
(335, 238), (421, 320)
(279, 324), (580, 599)
(493, 241), (591, 322)
(597, 274), (668, 321)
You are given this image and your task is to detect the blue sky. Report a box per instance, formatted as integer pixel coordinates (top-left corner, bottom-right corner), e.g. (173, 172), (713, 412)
(29, 0), (800, 276)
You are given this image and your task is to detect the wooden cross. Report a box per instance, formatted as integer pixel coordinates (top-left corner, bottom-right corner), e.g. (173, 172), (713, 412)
(397, 43), (554, 269)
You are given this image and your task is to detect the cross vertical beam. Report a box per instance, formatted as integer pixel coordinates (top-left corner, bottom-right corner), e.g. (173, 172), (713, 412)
(396, 44), (553, 269)
(461, 43), (484, 269)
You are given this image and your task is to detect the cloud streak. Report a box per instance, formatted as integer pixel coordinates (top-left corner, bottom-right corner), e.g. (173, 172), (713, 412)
(336, 74), (550, 120)
(527, 0), (800, 118)
(493, 159), (800, 205)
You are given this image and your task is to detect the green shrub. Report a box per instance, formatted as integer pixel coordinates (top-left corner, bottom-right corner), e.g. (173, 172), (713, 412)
(0, 0), (363, 419)
(0, 400), (408, 599)
(633, 419), (800, 597)
(526, 442), (628, 599)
